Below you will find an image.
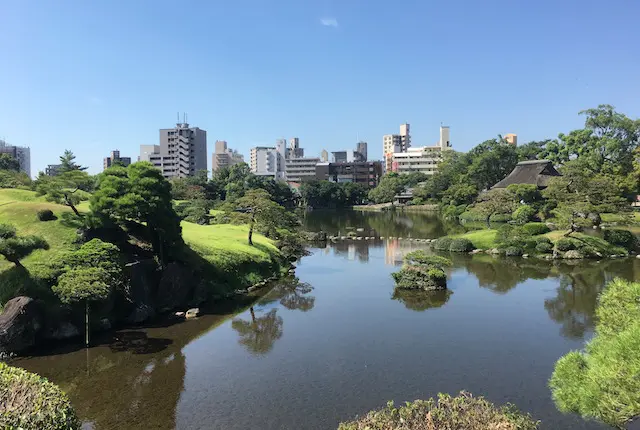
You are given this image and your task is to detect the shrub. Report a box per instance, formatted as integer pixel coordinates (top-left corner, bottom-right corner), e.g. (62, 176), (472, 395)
(36, 209), (56, 221)
(550, 279), (640, 427)
(392, 265), (447, 291)
(433, 237), (453, 251)
(338, 391), (538, 430)
(403, 250), (451, 268)
(441, 205), (459, 220)
(512, 205), (536, 225)
(0, 223), (17, 239)
(603, 229), (638, 251)
(0, 235), (49, 267)
(52, 267), (112, 304)
(505, 246), (524, 257)
(535, 242), (553, 254)
(496, 224), (515, 244)
(521, 222), (551, 236)
(449, 238), (475, 252)
(535, 236), (552, 245)
(555, 238), (576, 252)
(0, 362), (80, 429)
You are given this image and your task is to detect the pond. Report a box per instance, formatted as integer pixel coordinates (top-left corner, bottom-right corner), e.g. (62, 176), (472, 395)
(13, 210), (637, 429)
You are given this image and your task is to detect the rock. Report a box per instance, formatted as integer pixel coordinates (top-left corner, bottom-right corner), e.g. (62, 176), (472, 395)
(380, 236), (385, 239)
(247, 286), (257, 292)
(356, 228), (364, 232)
(302, 231), (327, 242)
(156, 262), (195, 312)
(47, 322), (79, 341)
(564, 250), (583, 259)
(636, 254), (640, 259)
(0, 296), (43, 354)
(357, 237), (363, 240)
(340, 236), (347, 240)
(174, 311), (186, 319)
(522, 254), (529, 258)
(126, 304), (156, 324)
(489, 248), (501, 255)
(185, 308), (200, 319)
(470, 249), (483, 254)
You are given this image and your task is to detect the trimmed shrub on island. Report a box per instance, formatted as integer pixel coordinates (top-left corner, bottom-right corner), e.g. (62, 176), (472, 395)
(512, 205), (536, 225)
(391, 265), (447, 291)
(0, 362), (80, 429)
(449, 238), (475, 252)
(433, 237), (453, 251)
(403, 250), (452, 268)
(338, 391), (539, 430)
(550, 279), (640, 428)
(36, 209), (56, 221)
(522, 222), (551, 236)
(603, 229), (638, 251)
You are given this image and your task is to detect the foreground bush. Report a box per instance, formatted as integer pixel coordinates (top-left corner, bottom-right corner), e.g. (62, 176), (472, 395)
(36, 209), (56, 221)
(338, 391), (538, 430)
(550, 279), (640, 428)
(0, 362), (80, 429)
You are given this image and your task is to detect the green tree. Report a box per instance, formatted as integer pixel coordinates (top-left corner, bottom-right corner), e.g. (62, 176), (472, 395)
(59, 149), (88, 173)
(442, 183), (478, 206)
(34, 170), (93, 216)
(465, 138), (519, 191)
(233, 189), (294, 245)
(0, 153), (20, 171)
(0, 224), (49, 269)
(90, 162), (183, 266)
(368, 174), (405, 204)
(473, 189), (517, 227)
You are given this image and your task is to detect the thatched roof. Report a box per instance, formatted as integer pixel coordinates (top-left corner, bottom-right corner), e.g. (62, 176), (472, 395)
(492, 160), (561, 189)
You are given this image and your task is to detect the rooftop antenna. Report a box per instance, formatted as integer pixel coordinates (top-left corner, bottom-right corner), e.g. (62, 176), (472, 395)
(177, 112), (180, 123)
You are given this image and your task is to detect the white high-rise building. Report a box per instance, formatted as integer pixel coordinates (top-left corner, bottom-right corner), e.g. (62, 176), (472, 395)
(140, 121), (207, 179)
(250, 139), (287, 180)
(0, 140), (30, 177)
(391, 125), (451, 176)
(383, 123), (410, 172)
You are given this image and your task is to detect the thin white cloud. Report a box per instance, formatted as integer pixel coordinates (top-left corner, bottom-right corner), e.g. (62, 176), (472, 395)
(320, 17), (338, 27)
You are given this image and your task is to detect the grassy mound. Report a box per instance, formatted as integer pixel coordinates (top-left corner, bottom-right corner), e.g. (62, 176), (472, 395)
(0, 362), (79, 429)
(550, 279), (640, 427)
(448, 229), (498, 250)
(338, 392), (538, 430)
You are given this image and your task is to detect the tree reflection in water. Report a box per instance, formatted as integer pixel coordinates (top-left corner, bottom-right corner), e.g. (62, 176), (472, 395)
(392, 289), (452, 311)
(232, 278), (316, 355)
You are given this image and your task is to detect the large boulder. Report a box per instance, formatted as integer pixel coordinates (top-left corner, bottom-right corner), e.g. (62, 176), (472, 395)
(124, 260), (159, 323)
(0, 296), (43, 355)
(155, 262), (195, 312)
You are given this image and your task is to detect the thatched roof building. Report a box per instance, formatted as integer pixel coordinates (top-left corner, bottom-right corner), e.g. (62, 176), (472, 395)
(492, 160), (561, 189)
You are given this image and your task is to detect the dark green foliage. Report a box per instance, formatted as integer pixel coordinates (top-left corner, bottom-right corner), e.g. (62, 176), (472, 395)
(368, 174), (406, 204)
(556, 238), (577, 252)
(441, 204), (467, 220)
(521, 222), (551, 236)
(300, 180), (368, 208)
(0, 170), (31, 188)
(0, 362), (80, 429)
(449, 238), (475, 252)
(0, 235), (49, 267)
(403, 250), (452, 268)
(275, 230), (306, 261)
(0, 153), (20, 171)
(338, 391), (538, 430)
(535, 242), (554, 254)
(506, 184), (542, 205)
(504, 246), (524, 257)
(52, 267), (112, 304)
(58, 149), (88, 173)
(550, 279), (640, 427)
(91, 162), (183, 265)
(391, 265), (446, 291)
(37, 209), (56, 221)
(603, 229), (638, 251)
(512, 205), (536, 225)
(433, 237), (453, 251)
(176, 199), (211, 225)
(0, 223), (16, 239)
(441, 183), (478, 206)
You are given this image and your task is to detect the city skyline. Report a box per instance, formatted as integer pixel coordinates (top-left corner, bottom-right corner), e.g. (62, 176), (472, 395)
(1, 1), (638, 175)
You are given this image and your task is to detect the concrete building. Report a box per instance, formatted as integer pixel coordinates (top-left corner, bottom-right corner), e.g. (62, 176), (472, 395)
(383, 123), (411, 171)
(391, 126), (451, 176)
(139, 122), (207, 179)
(45, 164), (62, 176)
(356, 141), (368, 161)
(0, 140), (30, 177)
(315, 161), (383, 187)
(212, 140), (244, 173)
(332, 150), (364, 163)
(103, 150), (131, 170)
(250, 139), (286, 179)
(320, 150), (329, 162)
(505, 133), (518, 146)
(285, 156), (320, 182)
(288, 137), (304, 158)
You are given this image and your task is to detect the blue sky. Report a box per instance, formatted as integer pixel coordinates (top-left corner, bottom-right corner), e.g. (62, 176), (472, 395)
(1, 0), (638, 175)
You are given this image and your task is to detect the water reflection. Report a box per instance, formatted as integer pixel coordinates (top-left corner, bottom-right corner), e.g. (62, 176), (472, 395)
(392, 289), (452, 311)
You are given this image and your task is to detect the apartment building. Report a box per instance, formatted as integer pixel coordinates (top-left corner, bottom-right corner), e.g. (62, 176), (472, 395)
(45, 164), (62, 176)
(212, 140), (244, 173)
(139, 122), (207, 179)
(250, 139), (286, 179)
(0, 139), (30, 176)
(383, 123), (410, 171)
(315, 161), (383, 187)
(103, 150), (131, 170)
(391, 126), (451, 175)
(505, 133), (518, 146)
(285, 156), (320, 182)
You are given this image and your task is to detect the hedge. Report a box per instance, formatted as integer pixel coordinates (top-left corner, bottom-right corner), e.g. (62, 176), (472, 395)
(521, 222), (551, 236)
(338, 391), (538, 430)
(36, 209), (56, 221)
(433, 237), (453, 251)
(0, 363), (80, 429)
(603, 229), (638, 251)
(449, 238), (475, 252)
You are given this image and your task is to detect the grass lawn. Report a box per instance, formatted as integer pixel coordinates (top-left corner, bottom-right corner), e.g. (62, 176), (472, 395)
(600, 212), (640, 224)
(452, 229), (498, 249)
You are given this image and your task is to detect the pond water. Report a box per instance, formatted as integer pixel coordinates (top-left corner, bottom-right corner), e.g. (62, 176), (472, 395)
(14, 210), (637, 429)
